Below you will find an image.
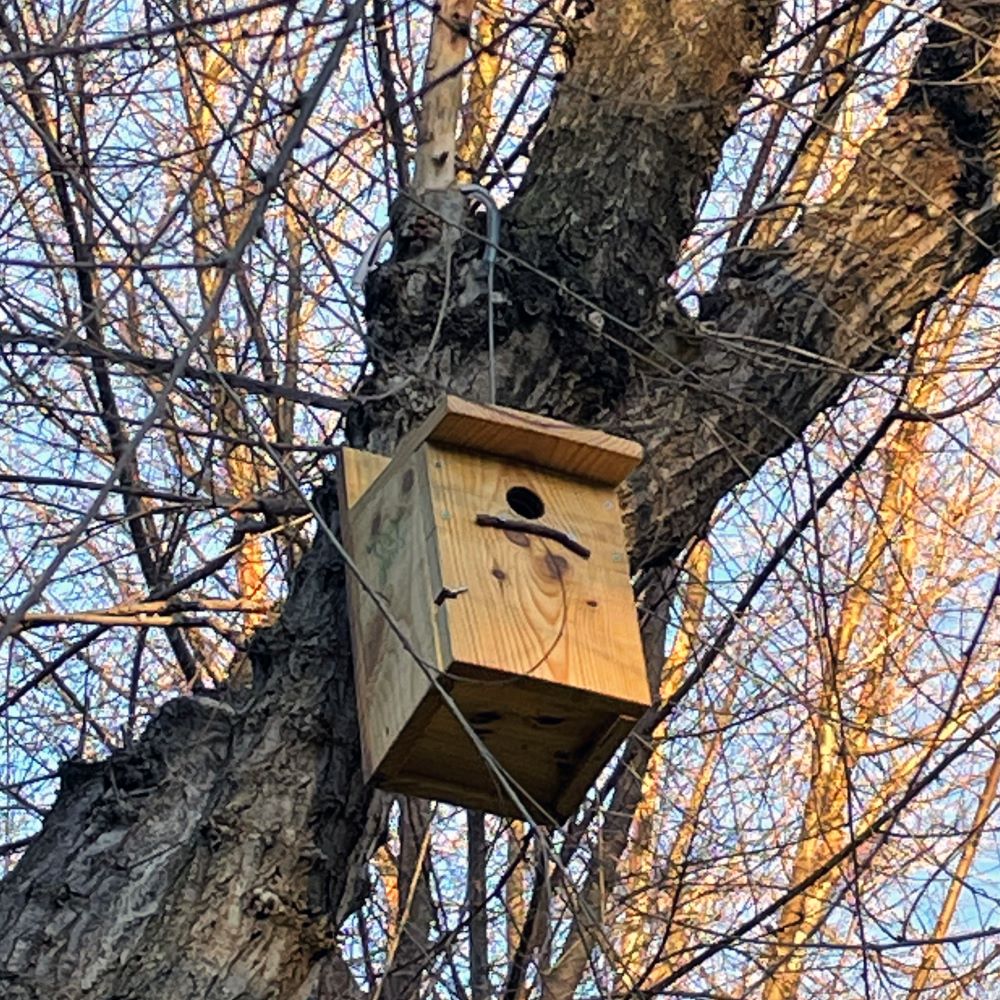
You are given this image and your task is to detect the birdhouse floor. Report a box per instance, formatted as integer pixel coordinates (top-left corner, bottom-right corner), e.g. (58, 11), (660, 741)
(374, 663), (639, 824)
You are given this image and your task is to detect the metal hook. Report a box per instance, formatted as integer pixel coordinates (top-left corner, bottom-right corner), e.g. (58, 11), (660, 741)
(351, 187), (502, 403)
(351, 221), (392, 293)
(459, 183), (500, 267)
(460, 185), (501, 405)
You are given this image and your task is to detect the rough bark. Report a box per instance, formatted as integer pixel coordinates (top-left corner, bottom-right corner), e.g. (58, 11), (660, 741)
(3, 2), (1000, 998)
(349, 0), (782, 504)
(0, 488), (372, 999)
(355, 1), (1000, 571)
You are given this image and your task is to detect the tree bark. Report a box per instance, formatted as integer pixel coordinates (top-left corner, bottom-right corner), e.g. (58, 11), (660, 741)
(0, 488), (373, 998)
(3, 2), (1000, 997)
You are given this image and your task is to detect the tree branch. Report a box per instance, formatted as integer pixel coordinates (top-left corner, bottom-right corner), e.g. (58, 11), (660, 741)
(621, 0), (1000, 567)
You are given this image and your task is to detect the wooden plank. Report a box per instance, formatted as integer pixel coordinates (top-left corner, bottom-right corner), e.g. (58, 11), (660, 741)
(426, 444), (651, 711)
(339, 447), (390, 508)
(337, 448), (392, 776)
(338, 448), (444, 779)
(554, 714), (635, 820)
(394, 396), (643, 486)
(379, 665), (642, 822)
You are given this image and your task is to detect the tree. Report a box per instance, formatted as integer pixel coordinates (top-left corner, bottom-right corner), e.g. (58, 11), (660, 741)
(1, 0), (999, 997)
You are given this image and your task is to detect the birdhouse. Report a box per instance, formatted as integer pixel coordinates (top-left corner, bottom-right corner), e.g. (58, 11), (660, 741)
(337, 397), (650, 823)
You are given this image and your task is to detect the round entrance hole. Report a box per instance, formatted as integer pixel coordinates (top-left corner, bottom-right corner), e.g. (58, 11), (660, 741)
(506, 485), (545, 520)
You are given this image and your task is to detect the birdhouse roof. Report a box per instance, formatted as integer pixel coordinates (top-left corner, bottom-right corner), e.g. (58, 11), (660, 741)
(397, 396), (643, 486)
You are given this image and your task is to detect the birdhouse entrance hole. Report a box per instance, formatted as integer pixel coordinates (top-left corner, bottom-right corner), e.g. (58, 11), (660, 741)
(506, 485), (545, 519)
(337, 397), (651, 823)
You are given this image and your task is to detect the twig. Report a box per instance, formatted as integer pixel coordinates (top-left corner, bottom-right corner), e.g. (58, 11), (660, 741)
(475, 513), (591, 559)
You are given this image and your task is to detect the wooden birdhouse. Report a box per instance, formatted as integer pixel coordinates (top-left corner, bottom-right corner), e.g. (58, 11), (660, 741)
(337, 397), (650, 823)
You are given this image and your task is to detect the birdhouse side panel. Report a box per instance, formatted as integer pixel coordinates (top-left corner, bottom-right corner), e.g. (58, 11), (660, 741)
(424, 444), (650, 711)
(341, 449), (445, 779)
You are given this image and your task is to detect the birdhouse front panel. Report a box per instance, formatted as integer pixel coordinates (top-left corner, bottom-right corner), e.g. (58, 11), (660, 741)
(424, 443), (648, 711)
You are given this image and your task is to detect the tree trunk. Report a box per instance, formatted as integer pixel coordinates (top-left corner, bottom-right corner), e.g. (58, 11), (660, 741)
(3, 2), (999, 997)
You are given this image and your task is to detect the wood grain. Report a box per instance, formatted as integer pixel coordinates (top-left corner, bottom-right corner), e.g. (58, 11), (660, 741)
(377, 664), (640, 823)
(338, 447), (389, 508)
(339, 427), (650, 819)
(338, 447), (443, 778)
(396, 395), (644, 486)
(427, 443), (650, 709)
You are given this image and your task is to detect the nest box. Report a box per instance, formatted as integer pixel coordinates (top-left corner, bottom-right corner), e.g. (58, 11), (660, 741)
(338, 397), (650, 822)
